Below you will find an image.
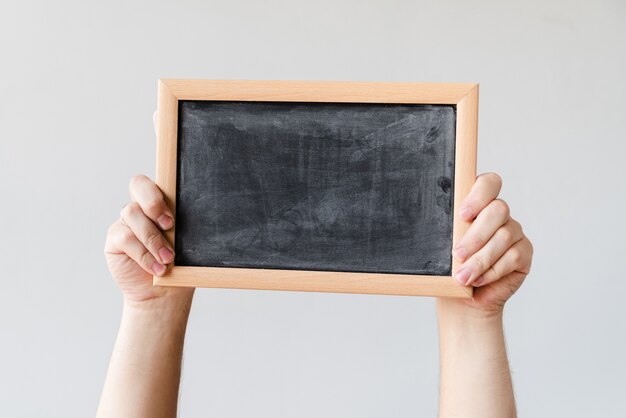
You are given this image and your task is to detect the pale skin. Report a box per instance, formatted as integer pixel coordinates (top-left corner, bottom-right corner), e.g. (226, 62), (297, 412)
(97, 117), (533, 418)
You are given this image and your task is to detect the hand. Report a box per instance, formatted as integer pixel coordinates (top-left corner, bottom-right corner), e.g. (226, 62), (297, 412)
(446, 172), (533, 314)
(99, 168), (193, 417)
(436, 173), (530, 417)
(104, 113), (193, 304)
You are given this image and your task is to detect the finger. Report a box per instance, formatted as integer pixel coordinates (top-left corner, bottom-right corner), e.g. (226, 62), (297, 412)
(121, 201), (174, 265)
(453, 199), (511, 263)
(153, 110), (158, 133)
(458, 172), (502, 221)
(472, 271), (527, 307)
(128, 174), (174, 230)
(472, 237), (533, 287)
(105, 220), (167, 276)
(454, 220), (524, 285)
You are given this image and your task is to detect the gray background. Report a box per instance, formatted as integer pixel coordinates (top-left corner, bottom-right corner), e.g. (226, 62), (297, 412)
(1, 1), (624, 417)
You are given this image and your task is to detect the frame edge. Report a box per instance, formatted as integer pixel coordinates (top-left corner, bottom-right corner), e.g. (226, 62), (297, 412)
(153, 80), (478, 298)
(153, 79), (179, 285)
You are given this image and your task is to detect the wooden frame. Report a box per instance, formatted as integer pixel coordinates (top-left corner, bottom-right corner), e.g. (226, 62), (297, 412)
(154, 80), (478, 298)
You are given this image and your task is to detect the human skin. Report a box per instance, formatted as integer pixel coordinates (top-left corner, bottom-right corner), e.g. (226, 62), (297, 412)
(96, 173), (194, 418)
(437, 172), (533, 418)
(97, 115), (195, 418)
(96, 118), (532, 418)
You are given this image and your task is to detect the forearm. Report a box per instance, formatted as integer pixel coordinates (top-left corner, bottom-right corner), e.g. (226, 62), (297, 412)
(97, 293), (193, 418)
(437, 299), (516, 418)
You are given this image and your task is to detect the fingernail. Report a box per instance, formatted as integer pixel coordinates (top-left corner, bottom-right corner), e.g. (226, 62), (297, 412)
(473, 276), (485, 286)
(159, 247), (174, 264)
(455, 268), (471, 285)
(152, 262), (166, 276)
(460, 207), (473, 220)
(158, 214), (173, 230)
(452, 246), (468, 262)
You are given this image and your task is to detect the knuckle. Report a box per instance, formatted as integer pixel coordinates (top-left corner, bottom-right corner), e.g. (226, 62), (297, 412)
(523, 239), (534, 271)
(472, 254), (488, 273)
(485, 172), (503, 189)
(509, 247), (523, 264)
(144, 197), (163, 215)
(129, 174), (148, 189)
(486, 265), (500, 281)
(106, 222), (118, 237)
(103, 228), (114, 253)
(490, 199), (510, 218)
(118, 226), (135, 246)
(509, 219), (523, 235)
(497, 225), (514, 245)
(140, 251), (155, 268)
(145, 230), (163, 250)
(105, 222), (133, 253)
(523, 263), (531, 276)
(123, 202), (141, 218)
(467, 234), (486, 250)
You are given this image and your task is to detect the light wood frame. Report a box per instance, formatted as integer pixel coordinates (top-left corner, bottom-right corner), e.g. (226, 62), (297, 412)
(154, 80), (478, 298)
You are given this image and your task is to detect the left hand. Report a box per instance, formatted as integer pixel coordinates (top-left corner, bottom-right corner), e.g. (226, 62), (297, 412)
(447, 172), (533, 313)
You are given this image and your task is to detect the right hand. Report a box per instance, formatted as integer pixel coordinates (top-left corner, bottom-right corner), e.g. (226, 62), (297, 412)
(104, 174), (192, 303)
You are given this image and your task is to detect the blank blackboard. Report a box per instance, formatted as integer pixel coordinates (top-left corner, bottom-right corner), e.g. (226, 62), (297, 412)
(154, 80), (478, 297)
(174, 100), (456, 275)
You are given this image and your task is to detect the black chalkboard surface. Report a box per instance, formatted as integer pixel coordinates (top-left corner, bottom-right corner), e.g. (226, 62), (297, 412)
(154, 80), (478, 297)
(175, 101), (456, 275)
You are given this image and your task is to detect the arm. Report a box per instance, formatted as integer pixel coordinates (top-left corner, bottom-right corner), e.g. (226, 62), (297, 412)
(97, 294), (193, 418)
(437, 173), (533, 418)
(438, 301), (514, 418)
(97, 173), (194, 418)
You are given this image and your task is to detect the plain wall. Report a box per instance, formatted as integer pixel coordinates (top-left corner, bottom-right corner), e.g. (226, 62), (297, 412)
(1, 1), (625, 417)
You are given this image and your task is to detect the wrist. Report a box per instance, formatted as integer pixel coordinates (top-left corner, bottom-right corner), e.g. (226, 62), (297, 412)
(124, 287), (194, 312)
(436, 297), (503, 331)
(436, 299), (515, 418)
(122, 288), (194, 330)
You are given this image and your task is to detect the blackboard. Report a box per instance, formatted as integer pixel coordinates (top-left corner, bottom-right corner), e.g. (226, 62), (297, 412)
(175, 101), (456, 275)
(154, 80), (478, 297)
